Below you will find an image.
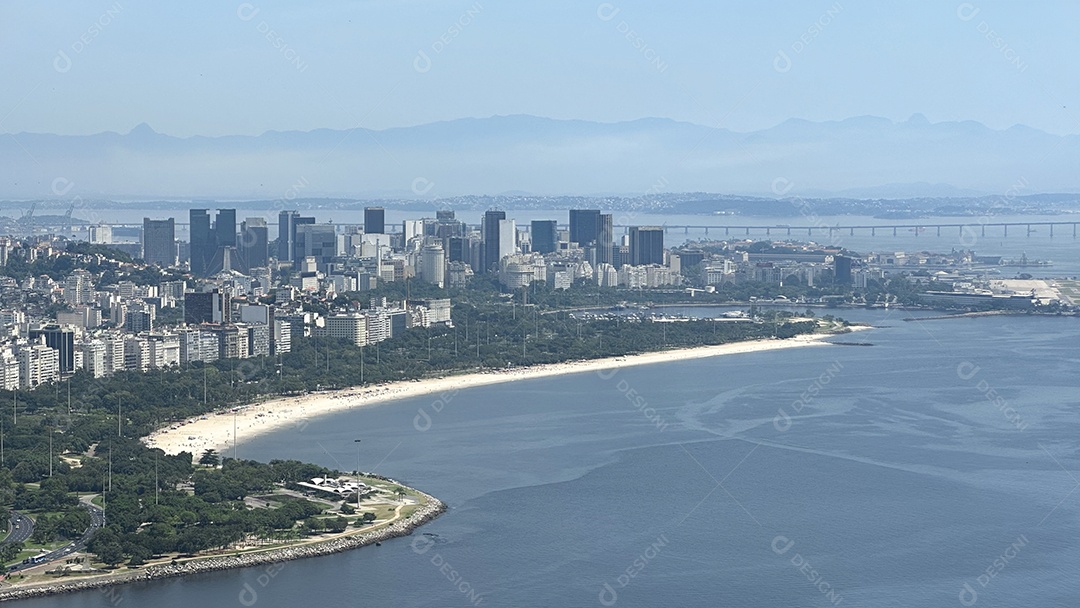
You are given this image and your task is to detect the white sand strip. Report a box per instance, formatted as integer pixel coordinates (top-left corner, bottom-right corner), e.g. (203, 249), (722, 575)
(145, 333), (850, 457)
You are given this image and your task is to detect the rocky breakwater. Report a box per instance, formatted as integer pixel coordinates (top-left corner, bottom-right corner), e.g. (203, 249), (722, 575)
(0, 490), (447, 602)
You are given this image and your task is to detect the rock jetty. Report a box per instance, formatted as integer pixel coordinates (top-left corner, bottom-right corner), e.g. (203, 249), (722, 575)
(0, 490), (446, 602)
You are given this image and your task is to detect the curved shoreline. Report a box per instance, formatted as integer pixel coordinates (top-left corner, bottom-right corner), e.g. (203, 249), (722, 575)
(146, 333), (843, 457)
(0, 487), (446, 602)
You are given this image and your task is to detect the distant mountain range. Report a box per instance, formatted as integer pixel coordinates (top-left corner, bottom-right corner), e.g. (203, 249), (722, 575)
(3, 114), (1079, 201)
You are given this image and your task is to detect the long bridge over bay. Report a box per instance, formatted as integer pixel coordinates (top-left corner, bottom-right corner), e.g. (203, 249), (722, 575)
(31, 220), (1080, 239)
(611, 221), (1080, 238)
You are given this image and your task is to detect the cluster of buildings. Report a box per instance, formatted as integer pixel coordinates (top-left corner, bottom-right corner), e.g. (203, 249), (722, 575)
(0, 227), (453, 390)
(134, 206), (680, 293)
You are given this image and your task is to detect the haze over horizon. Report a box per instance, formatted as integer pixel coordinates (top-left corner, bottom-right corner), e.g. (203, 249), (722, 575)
(3, 1), (1079, 199)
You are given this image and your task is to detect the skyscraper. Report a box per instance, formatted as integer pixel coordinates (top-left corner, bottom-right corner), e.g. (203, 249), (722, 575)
(278, 210), (298, 260)
(481, 209), (506, 272)
(142, 217), (176, 267)
(531, 220), (557, 254)
(42, 324), (76, 374)
(365, 207), (385, 234)
(569, 209), (601, 248)
(214, 209), (237, 249)
(498, 219), (517, 261)
(629, 226), (665, 266)
(297, 223), (337, 271)
(240, 217), (269, 270)
(597, 213), (613, 265)
(291, 215), (315, 264)
(834, 255), (853, 284)
(189, 209), (212, 275)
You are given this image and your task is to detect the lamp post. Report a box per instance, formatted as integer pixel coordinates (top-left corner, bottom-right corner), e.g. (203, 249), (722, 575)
(354, 439), (362, 511)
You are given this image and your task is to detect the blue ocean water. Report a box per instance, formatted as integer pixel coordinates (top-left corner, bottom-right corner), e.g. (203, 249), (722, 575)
(24, 313), (1079, 607)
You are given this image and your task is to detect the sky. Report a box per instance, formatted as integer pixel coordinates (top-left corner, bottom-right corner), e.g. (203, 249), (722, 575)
(1, 1), (1078, 137)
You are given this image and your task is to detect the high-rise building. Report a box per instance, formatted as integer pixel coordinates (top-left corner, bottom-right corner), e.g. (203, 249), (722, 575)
(278, 210), (297, 260)
(628, 226), (665, 266)
(834, 255), (853, 284)
(296, 224), (337, 271)
(189, 209), (213, 276)
(498, 219), (517, 261)
(597, 213), (613, 265)
(289, 215), (316, 264)
(240, 217), (269, 270)
(184, 290), (229, 324)
(63, 269), (94, 306)
(365, 207), (385, 234)
(42, 325), (76, 374)
(214, 209), (237, 249)
(142, 217), (177, 267)
(18, 344), (59, 389)
(421, 244), (446, 288)
(315, 313), (367, 346)
(481, 210), (506, 272)
(88, 224), (112, 244)
(531, 220), (557, 254)
(569, 209), (601, 248)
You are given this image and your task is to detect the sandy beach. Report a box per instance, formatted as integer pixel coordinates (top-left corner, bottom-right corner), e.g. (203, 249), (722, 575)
(145, 333), (848, 457)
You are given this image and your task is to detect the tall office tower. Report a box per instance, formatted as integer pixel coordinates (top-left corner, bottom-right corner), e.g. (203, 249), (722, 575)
(497, 219), (517, 261)
(297, 223), (337, 271)
(190, 209), (213, 276)
(597, 213), (613, 265)
(628, 226), (665, 266)
(214, 209), (237, 249)
(481, 209), (506, 272)
(42, 324), (76, 374)
(421, 243), (446, 288)
(278, 210), (298, 260)
(569, 209), (601, 248)
(365, 207), (385, 234)
(834, 255), (853, 284)
(448, 237), (468, 262)
(291, 215), (315, 264)
(142, 217), (177, 267)
(184, 290), (230, 324)
(531, 220), (558, 254)
(240, 217), (269, 270)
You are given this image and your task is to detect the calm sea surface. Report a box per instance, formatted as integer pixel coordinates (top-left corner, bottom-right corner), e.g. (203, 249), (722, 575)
(23, 310), (1079, 607)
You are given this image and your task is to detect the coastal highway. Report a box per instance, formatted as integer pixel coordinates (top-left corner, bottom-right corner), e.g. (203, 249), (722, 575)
(6, 498), (104, 573)
(2, 511), (34, 545)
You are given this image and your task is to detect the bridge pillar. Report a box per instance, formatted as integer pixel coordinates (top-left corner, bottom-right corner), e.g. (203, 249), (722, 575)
(766, 228), (771, 235)
(1027, 224), (1032, 236)
(787, 228), (791, 236)
(1050, 224), (1054, 237)
(724, 227), (728, 235)
(981, 225), (986, 237)
(893, 227), (897, 236)
(850, 228), (854, 236)
(871, 227), (875, 236)
(684, 227), (688, 234)
(705, 227), (709, 234)
(1004, 225), (1008, 237)
(1074, 223), (1077, 238)
(745, 227), (749, 235)
(936, 226), (941, 237)
(808, 228), (812, 236)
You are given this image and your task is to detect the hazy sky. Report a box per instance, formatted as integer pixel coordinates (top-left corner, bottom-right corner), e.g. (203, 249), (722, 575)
(2, 1), (1078, 137)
